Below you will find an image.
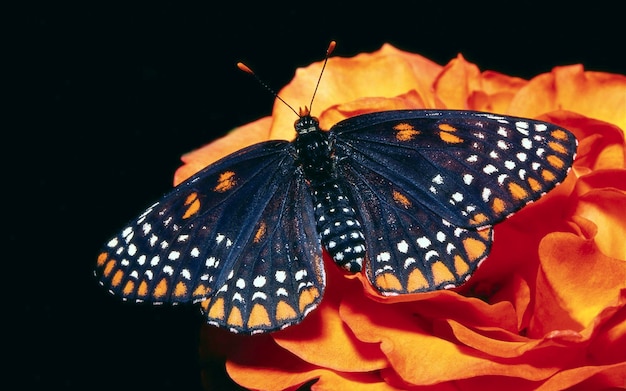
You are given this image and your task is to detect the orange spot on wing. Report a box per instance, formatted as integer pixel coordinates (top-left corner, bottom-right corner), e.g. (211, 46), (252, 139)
(123, 280), (135, 295)
(375, 273), (403, 292)
(174, 281), (187, 298)
(138, 281), (149, 297)
(193, 284), (210, 297)
(542, 169), (556, 182)
(298, 287), (320, 312)
(492, 197), (506, 214)
(103, 259), (116, 277)
(276, 301), (297, 321)
(551, 129), (569, 140)
(254, 222), (267, 243)
(478, 227), (491, 240)
(470, 213), (488, 225)
(548, 141), (567, 154)
(508, 182), (528, 200)
(454, 255), (469, 276)
(431, 261), (455, 285)
(111, 270), (124, 287)
(438, 123), (457, 132)
(438, 123), (463, 144)
(394, 123), (420, 141)
(406, 268), (429, 292)
(97, 252), (108, 267)
(528, 177), (542, 192)
(247, 303), (271, 328)
(182, 192), (201, 219)
(227, 307), (244, 327)
(214, 171), (236, 193)
(392, 190), (412, 208)
(463, 237), (488, 262)
(547, 155), (564, 169)
(153, 278), (168, 299)
(207, 297), (225, 320)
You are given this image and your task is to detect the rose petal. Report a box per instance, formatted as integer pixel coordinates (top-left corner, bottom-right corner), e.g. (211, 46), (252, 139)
(534, 362), (626, 391)
(531, 232), (626, 337)
(509, 65), (626, 129)
(340, 288), (561, 384)
(270, 44), (442, 137)
(569, 170), (626, 259)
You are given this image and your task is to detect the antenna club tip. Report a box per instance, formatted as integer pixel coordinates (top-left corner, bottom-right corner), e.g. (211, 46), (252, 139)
(327, 41), (337, 55)
(237, 62), (254, 74)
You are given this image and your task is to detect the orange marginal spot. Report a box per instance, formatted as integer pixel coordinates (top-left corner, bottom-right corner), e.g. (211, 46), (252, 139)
(508, 182), (528, 200)
(470, 213), (488, 225)
(547, 155), (565, 169)
(138, 280), (149, 297)
(478, 227), (491, 240)
(375, 273), (403, 292)
(153, 278), (169, 299)
(111, 270), (124, 287)
(406, 268), (429, 292)
(491, 197), (506, 214)
(227, 307), (244, 328)
(394, 122), (420, 141)
(463, 237), (487, 262)
(551, 129), (569, 140)
(548, 141), (568, 154)
(247, 303), (272, 328)
(392, 190), (412, 208)
(214, 171), (237, 193)
(207, 297), (225, 320)
(275, 300), (297, 321)
(174, 281), (187, 298)
(200, 298), (211, 312)
(454, 255), (469, 276)
(431, 261), (456, 285)
(541, 169), (556, 182)
(97, 252), (108, 267)
(182, 192), (201, 219)
(122, 280), (135, 295)
(103, 259), (116, 277)
(254, 222), (267, 243)
(298, 287), (320, 312)
(528, 177), (542, 192)
(193, 284), (210, 297)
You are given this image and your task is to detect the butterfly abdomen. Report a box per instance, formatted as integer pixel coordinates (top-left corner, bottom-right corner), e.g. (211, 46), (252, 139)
(295, 115), (366, 273)
(312, 180), (365, 272)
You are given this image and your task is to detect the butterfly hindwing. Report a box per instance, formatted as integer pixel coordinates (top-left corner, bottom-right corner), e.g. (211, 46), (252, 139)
(96, 141), (325, 333)
(332, 109), (576, 294)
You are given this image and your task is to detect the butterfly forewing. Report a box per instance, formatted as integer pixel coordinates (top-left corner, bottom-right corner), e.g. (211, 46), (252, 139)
(96, 141), (325, 333)
(331, 110), (578, 228)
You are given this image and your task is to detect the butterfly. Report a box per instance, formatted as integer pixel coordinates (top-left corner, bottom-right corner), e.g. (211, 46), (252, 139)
(96, 43), (577, 334)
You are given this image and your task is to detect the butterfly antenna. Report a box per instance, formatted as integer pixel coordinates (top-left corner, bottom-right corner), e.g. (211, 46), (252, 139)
(309, 41), (336, 113)
(236, 62), (299, 116)
(237, 41), (336, 117)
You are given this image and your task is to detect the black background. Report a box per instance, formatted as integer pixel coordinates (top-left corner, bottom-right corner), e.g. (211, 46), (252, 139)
(11, 1), (624, 390)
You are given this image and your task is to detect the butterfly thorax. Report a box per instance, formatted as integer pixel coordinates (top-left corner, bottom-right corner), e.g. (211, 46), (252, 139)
(294, 114), (366, 273)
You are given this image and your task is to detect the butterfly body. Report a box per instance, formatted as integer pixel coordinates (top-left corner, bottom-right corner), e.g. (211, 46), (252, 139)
(96, 108), (577, 334)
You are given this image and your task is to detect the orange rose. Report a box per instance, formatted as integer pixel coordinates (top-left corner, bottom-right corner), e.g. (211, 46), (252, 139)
(179, 45), (626, 390)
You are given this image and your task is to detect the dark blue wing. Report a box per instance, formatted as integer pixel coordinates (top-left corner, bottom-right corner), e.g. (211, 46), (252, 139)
(96, 141), (325, 334)
(331, 109), (576, 294)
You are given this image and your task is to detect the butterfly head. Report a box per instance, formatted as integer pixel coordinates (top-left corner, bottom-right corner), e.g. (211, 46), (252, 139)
(294, 106), (321, 135)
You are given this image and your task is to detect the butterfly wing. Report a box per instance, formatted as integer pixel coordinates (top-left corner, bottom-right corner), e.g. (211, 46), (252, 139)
(96, 141), (325, 334)
(331, 109), (577, 294)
